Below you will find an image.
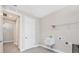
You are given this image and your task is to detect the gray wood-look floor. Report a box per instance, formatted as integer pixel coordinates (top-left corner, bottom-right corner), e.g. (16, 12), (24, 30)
(3, 42), (55, 53)
(3, 42), (20, 53)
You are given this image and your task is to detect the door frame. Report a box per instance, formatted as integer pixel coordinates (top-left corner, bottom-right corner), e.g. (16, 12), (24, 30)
(3, 8), (22, 52)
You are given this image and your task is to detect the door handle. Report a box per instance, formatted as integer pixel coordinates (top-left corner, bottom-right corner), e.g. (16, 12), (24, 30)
(25, 37), (28, 39)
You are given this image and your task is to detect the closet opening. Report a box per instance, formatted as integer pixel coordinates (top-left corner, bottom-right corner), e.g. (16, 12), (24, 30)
(3, 10), (20, 53)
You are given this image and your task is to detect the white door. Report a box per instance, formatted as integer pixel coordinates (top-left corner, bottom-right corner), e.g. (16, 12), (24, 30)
(0, 6), (3, 52)
(22, 15), (36, 51)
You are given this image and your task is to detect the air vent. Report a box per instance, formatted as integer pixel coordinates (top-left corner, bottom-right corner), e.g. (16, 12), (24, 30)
(12, 5), (17, 7)
(3, 13), (7, 16)
(13, 5), (17, 7)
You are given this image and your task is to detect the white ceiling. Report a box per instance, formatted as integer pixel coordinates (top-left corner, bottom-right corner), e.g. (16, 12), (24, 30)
(17, 5), (67, 18)
(3, 5), (67, 18)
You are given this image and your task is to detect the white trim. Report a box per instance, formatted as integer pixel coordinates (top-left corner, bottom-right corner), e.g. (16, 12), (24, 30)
(39, 44), (64, 53)
(3, 41), (13, 43)
(21, 43), (64, 53)
(21, 44), (39, 52)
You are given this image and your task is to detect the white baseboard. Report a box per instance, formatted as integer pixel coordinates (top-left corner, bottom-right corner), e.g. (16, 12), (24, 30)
(21, 44), (39, 52)
(3, 41), (13, 43)
(39, 44), (64, 53)
(20, 43), (64, 53)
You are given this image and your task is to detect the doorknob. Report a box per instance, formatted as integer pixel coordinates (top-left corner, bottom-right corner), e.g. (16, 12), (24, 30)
(25, 37), (28, 39)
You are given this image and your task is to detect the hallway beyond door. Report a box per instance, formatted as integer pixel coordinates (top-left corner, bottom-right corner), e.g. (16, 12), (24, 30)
(3, 42), (20, 53)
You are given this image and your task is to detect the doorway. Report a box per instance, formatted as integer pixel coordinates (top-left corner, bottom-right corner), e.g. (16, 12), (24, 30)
(3, 10), (20, 53)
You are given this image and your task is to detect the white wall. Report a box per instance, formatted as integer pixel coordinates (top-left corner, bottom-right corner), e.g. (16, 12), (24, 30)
(3, 19), (15, 43)
(41, 6), (79, 53)
(35, 19), (41, 44)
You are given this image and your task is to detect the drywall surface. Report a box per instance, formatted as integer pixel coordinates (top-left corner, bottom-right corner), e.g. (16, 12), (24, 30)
(35, 19), (41, 44)
(41, 6), (79, 53)
(3, 23), (15, 43)
(3, 19), (15, 43)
